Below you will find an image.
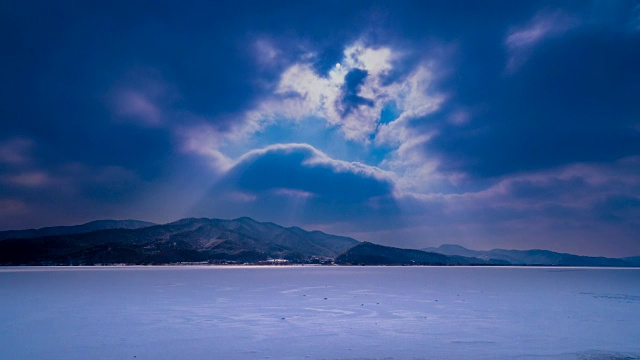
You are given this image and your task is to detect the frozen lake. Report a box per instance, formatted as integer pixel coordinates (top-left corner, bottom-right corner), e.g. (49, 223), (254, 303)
(1, 266), (639, 360)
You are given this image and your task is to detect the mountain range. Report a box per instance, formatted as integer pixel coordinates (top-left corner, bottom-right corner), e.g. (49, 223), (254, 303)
(0, 217), (358, 265)
(0, 217), (638, 267)
(422, 244), (640, 267)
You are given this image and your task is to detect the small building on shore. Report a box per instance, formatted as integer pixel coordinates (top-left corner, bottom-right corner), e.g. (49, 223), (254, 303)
(256, 259), (290, 265)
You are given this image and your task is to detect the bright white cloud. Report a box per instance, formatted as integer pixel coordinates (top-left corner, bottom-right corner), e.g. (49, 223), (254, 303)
(274, 63), (343, 124)
(178, 40), (447, 196)
(343, 44), (393, 75)
(374, 66), (444, 147)
(244, 41), (443, 143)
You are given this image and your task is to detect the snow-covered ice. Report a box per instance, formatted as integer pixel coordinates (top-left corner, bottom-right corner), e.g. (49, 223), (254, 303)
(1, 266), (639, 359)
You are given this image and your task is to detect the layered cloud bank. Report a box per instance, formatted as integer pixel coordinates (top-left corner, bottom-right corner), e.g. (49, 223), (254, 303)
(1, 1), (639, 256)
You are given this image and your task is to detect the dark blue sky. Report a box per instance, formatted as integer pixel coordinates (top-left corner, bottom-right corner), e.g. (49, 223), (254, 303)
(1, 1), (639, 256)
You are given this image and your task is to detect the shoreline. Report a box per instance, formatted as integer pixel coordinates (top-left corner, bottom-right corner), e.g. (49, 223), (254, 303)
(1, 264), (639, 271)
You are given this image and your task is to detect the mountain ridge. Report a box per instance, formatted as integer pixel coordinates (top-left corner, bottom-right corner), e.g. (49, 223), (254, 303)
(1, 218), (638, 267)
(335, 242), (499, 266)
(423, 244), (637, 267)
(0, 217), (359, 265)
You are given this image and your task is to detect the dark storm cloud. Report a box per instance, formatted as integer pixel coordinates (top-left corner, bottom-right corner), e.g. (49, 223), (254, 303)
(425, 20), (640, 179)
(193, 144), (400, 224)
(0, 0), (373, 175)
(219, 144), (394, 201)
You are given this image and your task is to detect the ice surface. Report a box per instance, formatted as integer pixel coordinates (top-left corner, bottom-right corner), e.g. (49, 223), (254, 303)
(1, 266), (639, 360)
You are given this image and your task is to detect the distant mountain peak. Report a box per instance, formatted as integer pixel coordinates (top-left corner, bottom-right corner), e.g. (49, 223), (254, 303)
(169, 217), (207, 224)
(438, 244), (471, 251)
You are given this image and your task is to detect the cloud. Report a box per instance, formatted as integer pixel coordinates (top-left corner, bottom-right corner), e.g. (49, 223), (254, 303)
(465, 161), (638, 213)
(223, 143), (395, 201)
(192, 143), (400, 224)
(3, 171), (50, 187)
(178, 40), (446, 198)
(1, 159), (142, 200)
(3, 1), (639, 255)
(505, 11), (578, 72)
(240, 41), (443, 143)
(108, 70), (178, 127)
(344, 158), (640, 256)
(111, 90), (163, 126)
(0, 138), (34, 165)
(252, 38), (283, 69)
(0, 156), (149, 229)
(429, 28), (640, 179)
(0, 199), (28, 217)
(176, 124), (233, 172)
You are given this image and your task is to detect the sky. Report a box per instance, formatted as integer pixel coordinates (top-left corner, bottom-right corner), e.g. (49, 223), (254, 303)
(1, 1), (639, 256)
